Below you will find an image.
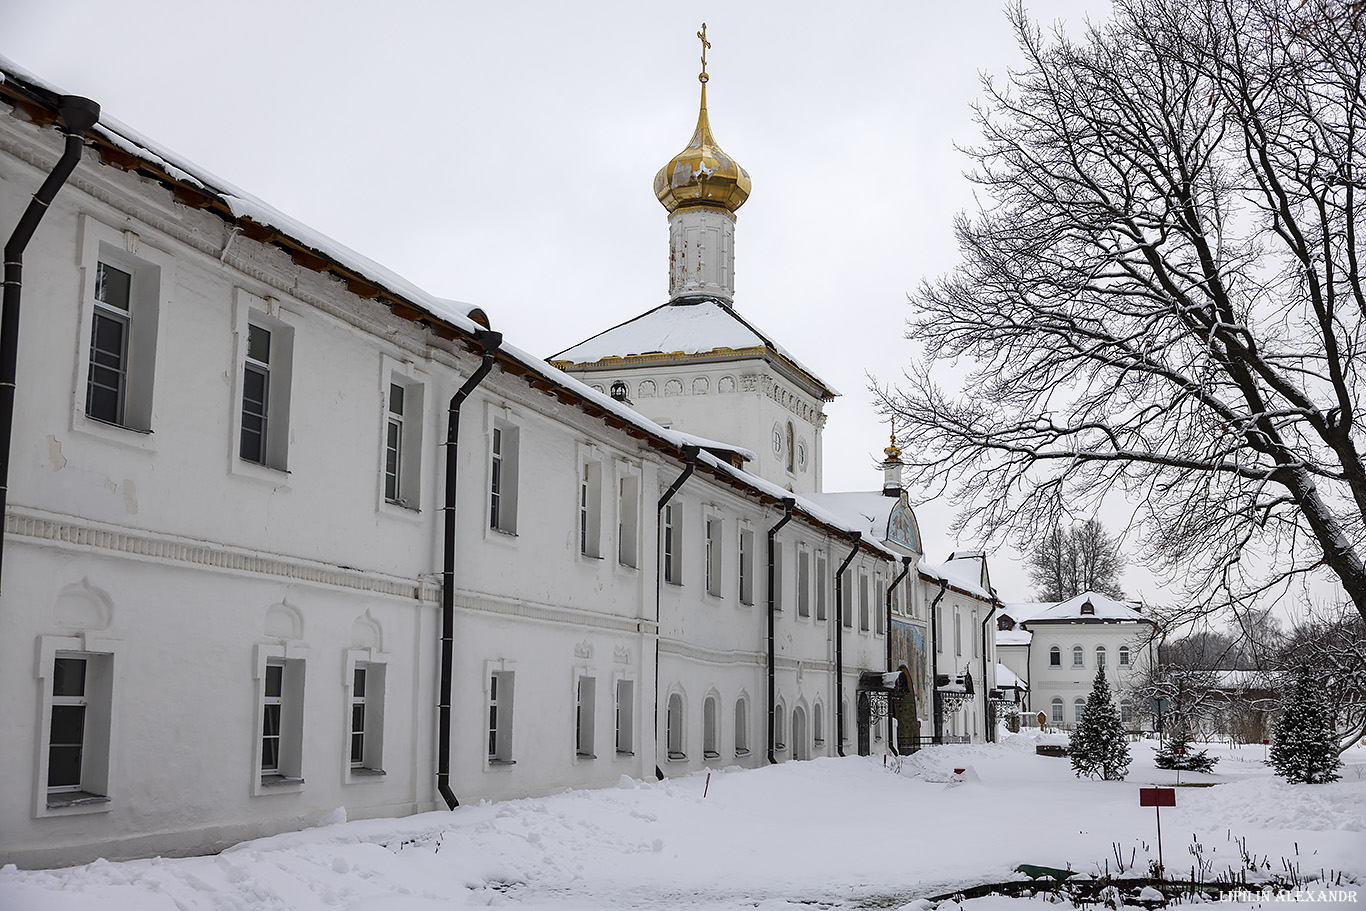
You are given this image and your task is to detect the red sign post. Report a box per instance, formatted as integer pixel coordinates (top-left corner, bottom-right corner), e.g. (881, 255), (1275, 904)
(1139, 787), (1176, 884)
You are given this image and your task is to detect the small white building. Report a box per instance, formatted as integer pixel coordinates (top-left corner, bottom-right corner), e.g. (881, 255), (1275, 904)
(995, 592), (1159, 731)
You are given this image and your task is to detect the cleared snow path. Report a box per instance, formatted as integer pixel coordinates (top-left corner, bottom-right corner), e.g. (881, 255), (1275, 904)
(3, 737), (1364, 910)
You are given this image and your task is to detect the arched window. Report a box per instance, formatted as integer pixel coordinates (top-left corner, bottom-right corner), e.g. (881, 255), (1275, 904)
(1072, 645), (1084, 667)
(1096, 645), (1107, 668)
(702, 695), (719, 759)
(1050, 697), (1064, 725)
(813, 703), (825, 747)
(1119, 646), (1131, 666)
(1049, 646), (1061, 667)
(734, 697), (749, 756)
(667, 692), (685, 760)
(1120, 698), (1133, 724)
(774, 703), (786, 752)
(792, 706), (807, 760)
(786, 422), (795, 472)
(1074, 697), (1086, 724)
(842, 699), (851, 743)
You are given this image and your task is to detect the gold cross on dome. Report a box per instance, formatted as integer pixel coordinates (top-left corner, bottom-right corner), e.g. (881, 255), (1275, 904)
(698, 23), (711, 82)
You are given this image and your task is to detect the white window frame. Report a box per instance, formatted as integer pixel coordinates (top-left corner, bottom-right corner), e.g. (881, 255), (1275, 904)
(1051, 697), (1064, 725)
(230, 290), (295, 478)
(579, 452), (603, 559)
(704, 515), (723, 597)
(488, 414), (520, 536)
(253, 643), (308, 794)
(1096, 645), (1107, 668)
(614, 675), (636, 757)
(738, 527), (755, 605)
(379, 357), (426, 515)
(663, 502), (683, 584)
(702, 693), (721, 760)
(1119, 645), (1132, 666)
(345, 648), (388, 781)
(72, 217), (172, 447)
(815, 552), (828, 621)
(1049, 645), (1061, 667)
(734, 694), (751, 756)
(772, 540), (784, 612)
(875, 577), (886, 636)
(813, 702), (825, 747)
(843, 569), (855, 629)
(618, 467), (640, 568)
(1073, 645), (1085, 668)
(574, 671), (597, 759)
(797, 547), (811, 619)
(1074, 697), (1086, 724)
(486, 662), (516, 766)
(953, 607), (962, 655)
(666, 690), (686, 761)
(35, 636), (120, 817)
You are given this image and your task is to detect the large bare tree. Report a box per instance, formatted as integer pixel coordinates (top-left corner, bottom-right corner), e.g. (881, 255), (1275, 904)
(1029, 518), (1127, 601)
(880, 0), (1366, 625)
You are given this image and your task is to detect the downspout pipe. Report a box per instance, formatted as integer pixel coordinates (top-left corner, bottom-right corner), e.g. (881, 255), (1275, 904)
(980, 601), (998, 743)
(765, 497), (795, 765)
(437, 328), (503, 811)
(833, 535), (860, 757)
(1, 95), (101, 593)
(654, 443), (699, 780)
(928, 578), (949, 745)
(885, 556), (912, 671)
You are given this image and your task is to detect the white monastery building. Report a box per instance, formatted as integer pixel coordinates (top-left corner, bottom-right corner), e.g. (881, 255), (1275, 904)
(0, 43), (1007, 868)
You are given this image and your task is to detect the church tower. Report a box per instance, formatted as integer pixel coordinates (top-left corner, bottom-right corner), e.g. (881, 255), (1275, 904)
(551, 26), (836, 496)
(653, 26), (750, 304)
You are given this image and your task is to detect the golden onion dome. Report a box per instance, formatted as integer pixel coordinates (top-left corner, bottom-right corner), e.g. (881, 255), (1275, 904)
(654, 75), (751, 214)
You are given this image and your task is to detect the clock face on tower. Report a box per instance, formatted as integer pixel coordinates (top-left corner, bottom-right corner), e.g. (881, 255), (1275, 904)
(772, 425), (783, 454)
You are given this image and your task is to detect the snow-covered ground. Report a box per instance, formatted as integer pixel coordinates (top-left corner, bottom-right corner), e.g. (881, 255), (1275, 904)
(4, 733), (1364, 910)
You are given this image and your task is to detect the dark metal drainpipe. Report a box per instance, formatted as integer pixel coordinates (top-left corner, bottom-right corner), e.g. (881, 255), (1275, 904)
(980, 601), (998, 743)
(928, 578), (949, 745)
(654, 444), (699, 780)
(1, 95), (101, 593)
(437, 328), (503, 810)
(765, 497), (795, 764)
(885, 556), (912, 672)
(833, 535), (860, 757)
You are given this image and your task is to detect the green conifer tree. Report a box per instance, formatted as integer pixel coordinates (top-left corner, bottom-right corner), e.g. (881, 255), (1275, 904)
(1070, 665), (1131, 780)
(1154, 725), (1218, 773)
(1270, 666), (1342, 784)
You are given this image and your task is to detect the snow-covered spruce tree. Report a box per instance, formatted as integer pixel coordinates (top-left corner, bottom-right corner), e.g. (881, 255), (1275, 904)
(1070, 666), (1131, 780)
(1270, 666), (1342, 784)
(1154, 725), (1218, 772)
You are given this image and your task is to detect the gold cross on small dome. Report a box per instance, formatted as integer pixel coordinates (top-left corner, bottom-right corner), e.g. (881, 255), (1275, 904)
(698, 23), (711, 83)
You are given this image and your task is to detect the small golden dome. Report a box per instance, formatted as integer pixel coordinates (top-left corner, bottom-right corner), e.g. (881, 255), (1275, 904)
(654, 78), (751, 214)
(883, 425), (903, 464)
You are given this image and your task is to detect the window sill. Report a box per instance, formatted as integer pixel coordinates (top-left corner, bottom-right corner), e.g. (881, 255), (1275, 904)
(384, 498), (419, 512)
(666, 751), (687, 762)
(260, 774), (304, 789)
(46, 790), (111, 810)
(576, 751), (598, 760)
(71, 411), (158, 452)
(349, 767), (386, 779)
(703, 751), (720, 760)
(488, 758), (516, 767)
(580, 552), (604, 561)
(735, 748), (750, 757)
(664, 579), (683, 587)
(232, 457), (292, 488)
(616, 749), (635, 757)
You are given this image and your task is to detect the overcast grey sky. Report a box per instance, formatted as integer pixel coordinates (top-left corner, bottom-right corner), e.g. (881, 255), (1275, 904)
(7, 0), (1154, 601)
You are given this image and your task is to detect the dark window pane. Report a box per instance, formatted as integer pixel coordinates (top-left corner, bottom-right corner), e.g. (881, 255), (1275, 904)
(240, 365), (269, 463)
(86, 312), (127, 423)
(264, 664), (283, 698)
(48, 745), (83, 788)
(353, 667), (366, 698)
(247, 324), (271, 364)
(351, 732), (364, 765)
(261, 704), (281, 770)
(48, 704), (86, 788)
(95, 262), (132, 311)
(53, 658), (87, 697)
(389, 383), (404, 416)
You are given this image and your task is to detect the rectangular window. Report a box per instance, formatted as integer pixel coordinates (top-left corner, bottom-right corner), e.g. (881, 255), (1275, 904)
(798, 550), (811, 618)
(934, 600), (944, 649)
(383, 379), (424, 508)
(772, 541), (784, 611)
(705, 518), (722, 596)
(41, 650), (114, 811)
(859, 573), (870, 631)
(258, 657), (305, 787)
(618, 475), (639, 567)
(576, 676), (596, 758)
(815, 554), (828, 621)
(739, 529), (754, 604)
(581, 461), (603, 558)
(663, 503), (682, 584)
(972, 610), (980, 657)
(82, 251), (161, 432)
(615, 679), (634, 755)
(348, 662), (386, 775)
(954, 609), (963, 656)
(875, 578), (885, 635)
(237, 315), (294, 471)
(490, 422), (520, 534)
(488, 671), (514, 763)
(85, 263), (131, 425)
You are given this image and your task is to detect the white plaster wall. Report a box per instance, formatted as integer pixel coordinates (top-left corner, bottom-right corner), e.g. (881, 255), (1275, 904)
(1025, 623), (1152, 726)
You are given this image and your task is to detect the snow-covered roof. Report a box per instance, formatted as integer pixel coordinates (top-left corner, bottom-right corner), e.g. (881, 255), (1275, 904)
(1019, 592), (1153, 625)
(0, 57), (898, 563)
(549, 298), (839, 399)
(920, 553), (995, 601)
(995, 629), (1032, 647)
(995, 663), (1024, 689)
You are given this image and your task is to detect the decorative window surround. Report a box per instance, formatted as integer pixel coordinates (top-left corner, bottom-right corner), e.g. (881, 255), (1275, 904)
(34, 635), (121, 818)
(230, 289), (295, 481)
(252, 642), (309, 795)
(345, 648), (389, 782)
